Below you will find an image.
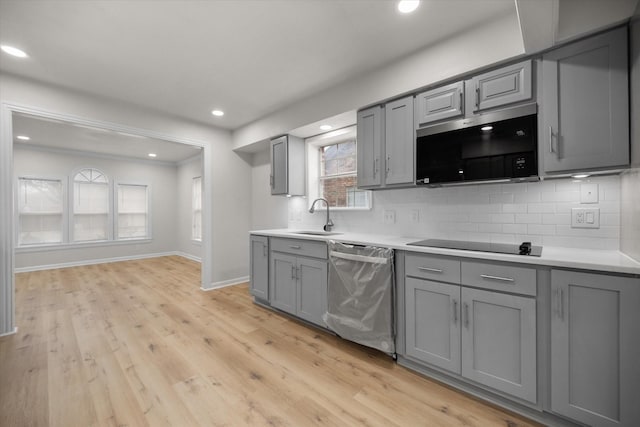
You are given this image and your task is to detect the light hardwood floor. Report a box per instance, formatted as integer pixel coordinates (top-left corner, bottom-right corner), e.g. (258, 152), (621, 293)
(0, 256), (540, 426)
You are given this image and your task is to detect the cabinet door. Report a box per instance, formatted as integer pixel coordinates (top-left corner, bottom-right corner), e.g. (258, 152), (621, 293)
(468, 60), (532, 113)
(405, 278), (461, 374)
(270, 252), (297, 315)
(250, 235), (269, 301)
(415, 81), (464, 126)
(296, 257), (328, 327)
(384, 96), (414, 186)
(550, 270), (640, 427)
(357, 106), (384, 188)
(461, 287), (536, 403)
(270, 136), (288, 195)
(542, 27), (629, 173)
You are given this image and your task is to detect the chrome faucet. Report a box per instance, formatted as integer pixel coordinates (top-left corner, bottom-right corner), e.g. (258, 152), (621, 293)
(309, 198), (334, 232)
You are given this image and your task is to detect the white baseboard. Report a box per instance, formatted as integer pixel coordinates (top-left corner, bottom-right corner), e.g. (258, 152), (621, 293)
(0, 327), (18, 337)
(175, 251), (202, 263)
(201, 275), (249, 291)
(14, 252), (179, 273)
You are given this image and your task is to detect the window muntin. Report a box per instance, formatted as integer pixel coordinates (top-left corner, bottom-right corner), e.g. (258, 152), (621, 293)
(73, 168), (109, 242)
(318, 140), (369, 208)
(17, 178), (64, 245)
(117, 184), (148, 239)
(192, 176), (202, 241)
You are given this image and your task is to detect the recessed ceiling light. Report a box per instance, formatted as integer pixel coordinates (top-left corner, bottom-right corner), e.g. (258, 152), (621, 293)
(16, 135), (30, 141)
(397, 0), (420, 14)
(481, 126), (493, 131)
(1, 45), (28, 58)
(211, 110), (224, 117)
(148, 153), (157, 158)
(320, 125), (332, 131)
(571, 173), (590, 179)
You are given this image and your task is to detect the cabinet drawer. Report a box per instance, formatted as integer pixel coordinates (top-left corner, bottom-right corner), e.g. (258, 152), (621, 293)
(461, 261), (536, 296)
(405, 253), (461, 284)
(271, 237), (327, 259)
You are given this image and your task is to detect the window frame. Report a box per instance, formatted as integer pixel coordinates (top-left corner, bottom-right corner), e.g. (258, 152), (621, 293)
(306, 126), (372, 211)
(70, 167), (112, 243)
(115, 182), (151, 241)
(192, 176), (202, 242)
(15, 175), (67, 247)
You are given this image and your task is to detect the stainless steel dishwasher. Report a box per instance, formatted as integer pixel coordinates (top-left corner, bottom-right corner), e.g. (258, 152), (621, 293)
(323, 240), (395, 356)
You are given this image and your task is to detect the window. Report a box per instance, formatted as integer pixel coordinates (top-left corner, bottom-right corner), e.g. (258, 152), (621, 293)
(192, 176), (202, 241)
(17, 178), (64, 245)
(117, 184), (148, 239)
(318, 138), (370, 209)
(73, 168), (109, 242)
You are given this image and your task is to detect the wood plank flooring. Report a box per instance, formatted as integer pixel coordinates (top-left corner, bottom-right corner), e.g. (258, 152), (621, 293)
(0, 256), (540, 426)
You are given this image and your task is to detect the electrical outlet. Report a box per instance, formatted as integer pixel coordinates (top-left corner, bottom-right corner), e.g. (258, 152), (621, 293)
(571, 208), (600, 228)
(411, 209), (420, 223)
(383, 210), (396, 224)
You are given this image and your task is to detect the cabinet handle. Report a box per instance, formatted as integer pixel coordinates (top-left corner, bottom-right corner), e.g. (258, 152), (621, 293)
(560, 288), (564, 321)
(453, 299), (458, 324)
(475, 87), (480, 109)
(263, 244), (267, 257)
(459, 91), (463, 113)
(464, 302), (470, 329)
(288, 245), (301, 249)
(418, 267), (443, 273)
(548, 126), (554, 154)
(270, 174), (274, 188)
(291, 265), (296, 280)
(480, 274), (514, 282)
(386, 155), (391, 177)
(374, 158), (379, 178)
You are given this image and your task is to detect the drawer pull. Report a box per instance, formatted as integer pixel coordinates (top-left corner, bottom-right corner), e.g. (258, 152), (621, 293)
(288, 245), (302, 249)
(480, 274), (514, 282)
(418, 267), (443, 273)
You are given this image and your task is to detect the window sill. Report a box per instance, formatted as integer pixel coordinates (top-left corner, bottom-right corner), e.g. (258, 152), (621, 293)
(16, 238), (152, 253)
(191, 239), (202, 246)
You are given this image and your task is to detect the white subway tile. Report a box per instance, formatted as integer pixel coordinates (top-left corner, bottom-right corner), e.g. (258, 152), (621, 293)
(503, 223), (528, 234)
(528, 203), (556, 213)
(527, 224), (557, 235)
(490, 234), (516, 243)
(515, 213), (542, 224)
(491, 213), (515, 223)
(515, 192), (541, 203)
(478, 223), (502, 233)
(490, 193), (515, 204)
(555, 225), (620, 239)
(502, 203), (528, 213)
(542, 213), (571, 225)
(601, 213), (620, 226)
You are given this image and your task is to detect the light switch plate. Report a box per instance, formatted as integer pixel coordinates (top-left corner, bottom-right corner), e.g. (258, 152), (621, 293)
(580, 183), (599, 203)
(383, 210), (396, 224)
(571, 207), (600, 228)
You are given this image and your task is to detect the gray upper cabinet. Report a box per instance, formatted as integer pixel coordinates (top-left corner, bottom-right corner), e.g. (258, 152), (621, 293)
(270, 135), (305, 196)
(467, 60), (532, 113)
(461, 287), (537, 404)
(384, 96), (414, 186)
(415, 81), (464, 126)
(405, 277), (461, 374)
(550, 270), (640, 427)
(357, 106), (384, 188)
(541, 27), (629, 173)
(250, 235), (269, 301)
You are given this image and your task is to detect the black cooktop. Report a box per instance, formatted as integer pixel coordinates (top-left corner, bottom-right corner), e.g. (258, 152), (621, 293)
(407, 239), (543, 257)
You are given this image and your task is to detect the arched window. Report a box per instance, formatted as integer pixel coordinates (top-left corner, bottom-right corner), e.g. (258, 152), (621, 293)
(73, 168), (109, 242)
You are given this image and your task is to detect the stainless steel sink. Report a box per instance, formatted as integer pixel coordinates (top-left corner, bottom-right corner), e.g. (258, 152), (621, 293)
(290, 230), (342, 236)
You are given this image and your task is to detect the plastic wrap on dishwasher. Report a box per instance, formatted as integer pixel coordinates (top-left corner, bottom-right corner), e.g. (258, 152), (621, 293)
(323, 240), (395, 355)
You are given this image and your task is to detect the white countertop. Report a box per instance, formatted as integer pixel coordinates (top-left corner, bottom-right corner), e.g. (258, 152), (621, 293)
(251, 229), (640, 276)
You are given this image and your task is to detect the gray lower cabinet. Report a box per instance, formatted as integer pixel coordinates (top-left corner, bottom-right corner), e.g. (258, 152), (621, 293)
(550, 270), (640, 427)
(461, 287), (537, 404)
(269, 238), (328, 328)
(404, 254), (537, 404)
(541, 27), (629, 173)
(249, 235), (269, 301)
(406, 277), (461, 374)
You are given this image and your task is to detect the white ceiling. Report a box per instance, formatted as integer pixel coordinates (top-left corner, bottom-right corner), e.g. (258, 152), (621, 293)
(12, 113), (202, 163)
(0, 0), (516, 131)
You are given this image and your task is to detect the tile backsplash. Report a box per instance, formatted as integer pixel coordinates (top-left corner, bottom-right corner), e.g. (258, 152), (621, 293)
(288, 175), (621, 250)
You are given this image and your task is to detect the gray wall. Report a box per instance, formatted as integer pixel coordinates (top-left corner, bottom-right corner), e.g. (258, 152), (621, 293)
(1, 72), (252, 285)
(176, 154), (203, 260)
(250, 148), (288, 230)
(13, 146), (178, 269)
(620, 12), (640, 262)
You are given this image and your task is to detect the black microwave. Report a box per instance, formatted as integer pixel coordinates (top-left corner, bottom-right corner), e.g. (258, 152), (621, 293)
(416, 104), (538, 186)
